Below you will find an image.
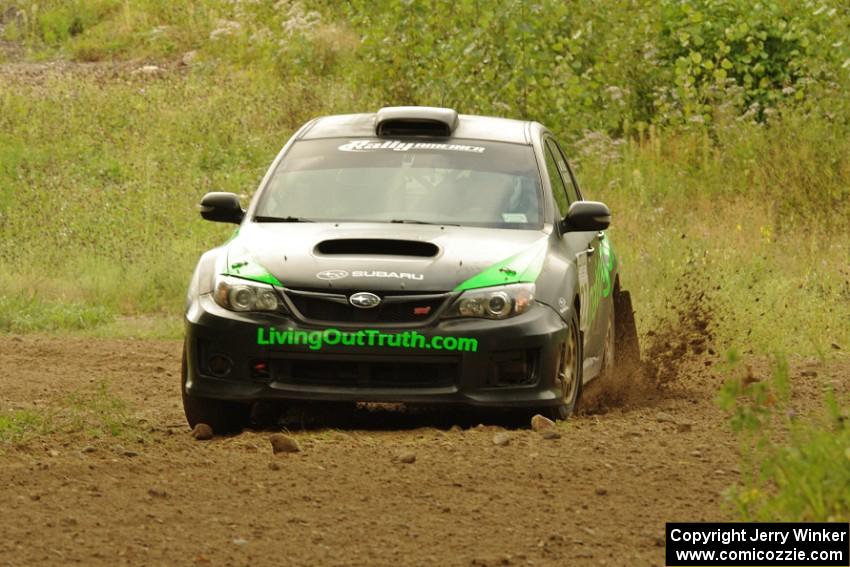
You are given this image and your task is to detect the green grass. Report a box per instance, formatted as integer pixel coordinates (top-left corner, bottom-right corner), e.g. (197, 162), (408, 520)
(586, 120), (850, 355)
(720, 355), (850, 521)
(0, 68), (353, 328)
(0, 292), (112, 332)
(0, 381), (143, 445)
(66, 381), (138, 438)
(0, 408), (51, 443)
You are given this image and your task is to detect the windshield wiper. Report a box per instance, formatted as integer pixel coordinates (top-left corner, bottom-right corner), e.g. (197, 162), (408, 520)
(254, 215), (314, 223)
(389, 219), (460, 226)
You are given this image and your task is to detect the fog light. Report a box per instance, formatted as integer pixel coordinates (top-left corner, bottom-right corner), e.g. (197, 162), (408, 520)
(487, 350), (538, 386)
(208, 354), (233, 377)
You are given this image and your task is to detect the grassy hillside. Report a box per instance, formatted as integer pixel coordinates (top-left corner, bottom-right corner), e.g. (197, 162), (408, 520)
(1, 0), (849, 355)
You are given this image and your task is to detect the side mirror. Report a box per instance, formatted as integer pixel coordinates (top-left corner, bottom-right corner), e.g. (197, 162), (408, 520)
(199, 192), (244, 224)
(560, 201), (611, 232)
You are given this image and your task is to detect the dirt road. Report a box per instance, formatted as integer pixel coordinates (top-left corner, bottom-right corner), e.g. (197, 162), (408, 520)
(0, 335), (842, 566)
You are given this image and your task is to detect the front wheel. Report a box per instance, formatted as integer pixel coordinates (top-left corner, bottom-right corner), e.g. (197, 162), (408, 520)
(542, 309), (582, 420)
(181, 345), (250, 434)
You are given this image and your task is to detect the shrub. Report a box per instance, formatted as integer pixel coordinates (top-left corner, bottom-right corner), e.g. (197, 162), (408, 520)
(346, 0), (850, 135)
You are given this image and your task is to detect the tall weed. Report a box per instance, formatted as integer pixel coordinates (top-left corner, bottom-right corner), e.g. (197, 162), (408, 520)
(719, 355), (850, 521)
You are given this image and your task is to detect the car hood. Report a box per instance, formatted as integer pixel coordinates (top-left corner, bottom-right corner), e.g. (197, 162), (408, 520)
(223, 223), (550, 292)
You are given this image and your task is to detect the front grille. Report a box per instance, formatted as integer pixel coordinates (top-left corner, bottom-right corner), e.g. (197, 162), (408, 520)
(271, 355), (458, 389)
(283, 288), (449, 325)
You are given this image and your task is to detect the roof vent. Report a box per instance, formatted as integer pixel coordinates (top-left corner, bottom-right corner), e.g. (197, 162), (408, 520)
(375, 106), (458, 137)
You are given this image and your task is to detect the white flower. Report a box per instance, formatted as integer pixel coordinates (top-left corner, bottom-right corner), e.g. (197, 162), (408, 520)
(209, 20), (242, 41)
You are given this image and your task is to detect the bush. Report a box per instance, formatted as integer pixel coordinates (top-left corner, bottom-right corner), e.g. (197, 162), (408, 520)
(346, 0), (850, 135)
(655, 0), (842, 124)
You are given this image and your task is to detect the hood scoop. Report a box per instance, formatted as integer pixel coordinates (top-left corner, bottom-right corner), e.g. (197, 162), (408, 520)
(315, 238), (439, 257)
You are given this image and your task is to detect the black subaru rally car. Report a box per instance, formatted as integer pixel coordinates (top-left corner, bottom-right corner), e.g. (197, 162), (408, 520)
(183, 106), (638, 431)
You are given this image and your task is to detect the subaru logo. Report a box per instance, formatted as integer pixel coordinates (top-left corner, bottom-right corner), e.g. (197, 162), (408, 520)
(316, 269), (349, 281)
(349, 292), (381, 309)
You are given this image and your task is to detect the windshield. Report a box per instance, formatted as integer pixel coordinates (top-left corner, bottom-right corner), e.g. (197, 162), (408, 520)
(255, 138), (543, 229)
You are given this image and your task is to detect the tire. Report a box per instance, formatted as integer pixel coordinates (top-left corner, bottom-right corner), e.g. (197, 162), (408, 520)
(542, 308), (583, 420)
(614, 288), (640, 372)
(181, 345), (250, 434)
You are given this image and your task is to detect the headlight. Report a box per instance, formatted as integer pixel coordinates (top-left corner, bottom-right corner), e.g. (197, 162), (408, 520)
(213, 275), (282, 312)
(447, 283), (535, 320)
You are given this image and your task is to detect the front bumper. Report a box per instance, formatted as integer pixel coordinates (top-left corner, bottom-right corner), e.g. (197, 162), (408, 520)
(184, 294), (568, 408)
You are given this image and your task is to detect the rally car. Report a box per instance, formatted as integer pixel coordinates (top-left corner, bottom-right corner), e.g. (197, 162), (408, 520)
(183, 106), (639, 432)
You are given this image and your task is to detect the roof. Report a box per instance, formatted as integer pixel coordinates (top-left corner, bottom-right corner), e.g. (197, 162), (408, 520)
(298, 112), (533, 145)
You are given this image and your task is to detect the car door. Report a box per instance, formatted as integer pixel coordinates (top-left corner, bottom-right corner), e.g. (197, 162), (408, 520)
(544, 138), (606, 365)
